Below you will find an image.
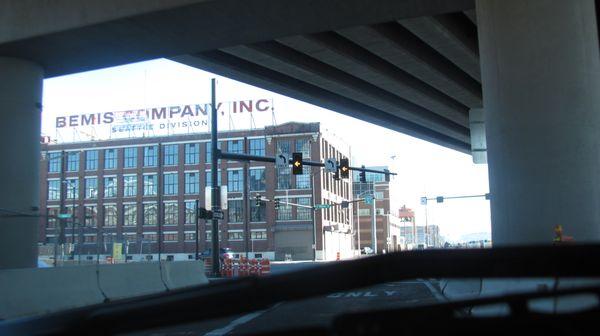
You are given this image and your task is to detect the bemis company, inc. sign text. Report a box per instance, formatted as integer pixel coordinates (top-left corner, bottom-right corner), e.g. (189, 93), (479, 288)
(55, 99), (271, 134)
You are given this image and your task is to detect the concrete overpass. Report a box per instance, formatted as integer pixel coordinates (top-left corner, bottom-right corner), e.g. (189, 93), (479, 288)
(1, 0), (599, 269)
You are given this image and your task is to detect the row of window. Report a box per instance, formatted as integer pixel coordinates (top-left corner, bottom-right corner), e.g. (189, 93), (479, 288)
(47, 169), (268, 200)
(54, 230), (268, 244)
(47, 139), (269, 173)
(46, 196), (311, 229)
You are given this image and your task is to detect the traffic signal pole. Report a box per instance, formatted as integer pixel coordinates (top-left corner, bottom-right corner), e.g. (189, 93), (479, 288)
(210, 78), (220, 276)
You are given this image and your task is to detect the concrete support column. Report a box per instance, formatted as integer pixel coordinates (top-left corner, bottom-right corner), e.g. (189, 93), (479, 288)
(476, 0), (600, 245)
(0, 57), (44, 269)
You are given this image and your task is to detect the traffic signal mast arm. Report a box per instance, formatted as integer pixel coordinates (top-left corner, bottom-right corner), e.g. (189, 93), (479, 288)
(218, 150), (396, 177)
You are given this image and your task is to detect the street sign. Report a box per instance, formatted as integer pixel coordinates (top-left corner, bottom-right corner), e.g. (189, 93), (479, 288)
(314, 204), (332, 209)
(212, 209), (224, 220)
(57, 213), (72, 219)
(205, 186), (227, 209)
(364, 195), (373, 205)
(325, 158), (338, 173)
(420, 197), (427, 205)
(276, 153), (289, 169)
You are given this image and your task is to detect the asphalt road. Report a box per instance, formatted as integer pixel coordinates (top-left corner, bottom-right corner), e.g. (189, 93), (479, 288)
(125, 262), (442, 336)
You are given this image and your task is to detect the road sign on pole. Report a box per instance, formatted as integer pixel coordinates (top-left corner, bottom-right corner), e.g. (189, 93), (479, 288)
(420, 197), (427, 205)
(276, 153), (289, 169)
(325, 158), (338, 173)
(314, 204), (332, 209)
(212, 210), (224, 220)
(364, 195), (373, 205)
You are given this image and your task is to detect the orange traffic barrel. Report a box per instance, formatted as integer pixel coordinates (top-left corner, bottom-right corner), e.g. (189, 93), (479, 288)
(259, 258), (271, 275)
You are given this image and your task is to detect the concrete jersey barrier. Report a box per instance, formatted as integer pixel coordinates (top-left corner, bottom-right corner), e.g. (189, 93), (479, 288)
(0, 265), (105, 320)
(161, 260), (208, 290)
(97, 262), (167, 300)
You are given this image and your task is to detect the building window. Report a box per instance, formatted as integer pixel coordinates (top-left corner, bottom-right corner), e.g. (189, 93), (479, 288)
(104, 149), (117, 169)
(84, 177), (98, 199)
(228, 200), (243, 223)
(164, 202), (178, 225)
(251, 230), (267, 240)
(84, 235), (97, 244)
(185, 143), (199, 165)
(250, 202), (266, 222)
(142, 233), (157, 242)
(227, 170), (243, 192)
(143, 203), (157, 226)
(124, 204), (137, 226)
(297, 197), (312, 220)
(296, 166), (311, 189)
(143, 174), (157, 196)
(185, 172), (199, 194)
(228, 231), (244, 241)
(144, 146), (157, 167)
(295, 138), (311, 157)
(228, 140), (244, 154)
(205, 170), (221, 187)
(249, 168), (265, 191)
(164, 173), (178, 195)
(48, 180), (61, 200)
(123, 175), (137, 197)
(249, 139), (265, 156)
(277, 168), (291, 190)
(185, 201), (196, 224)
(47, 208), (59, 228)
(66, 179), (79, 199)
(84, 206), (97, 227)
(205, 141), (222, 163)
(184, 232), (196, 241)
(276, 201), (292, 220)
(277, 139), (291, 155)
(104, 177), (117, 198)
(163, 233), (178, 242)
(123, 234), (137, 243)
(85, 150), (98, 170)
(48, 152), (62, 173)
(124, 147), (137, 168)
(66, 152), (79, 171)
(358, 209), (370, 216)
(104, 205), (117, 227)
(163, 144), (178, 166)
(205, 231), (222, 241)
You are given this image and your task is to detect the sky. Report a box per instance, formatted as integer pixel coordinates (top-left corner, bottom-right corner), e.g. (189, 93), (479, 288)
(41, 59), (491, 243)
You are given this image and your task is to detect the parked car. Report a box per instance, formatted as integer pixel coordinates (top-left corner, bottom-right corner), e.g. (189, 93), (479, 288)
(361, 247), (374, 255)
(200, 248), (234, 261)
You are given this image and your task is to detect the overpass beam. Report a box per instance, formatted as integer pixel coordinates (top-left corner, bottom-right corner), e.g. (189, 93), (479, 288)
(477, 0), (600, 245)
(0, 57), (44, 269)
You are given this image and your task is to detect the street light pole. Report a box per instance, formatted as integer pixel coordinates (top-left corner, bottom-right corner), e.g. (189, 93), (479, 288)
(210, 78), (221, 276)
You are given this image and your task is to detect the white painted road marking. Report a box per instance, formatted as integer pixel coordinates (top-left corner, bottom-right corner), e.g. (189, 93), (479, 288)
(420, 279), (447, 302)
(204, 303), (282, 336)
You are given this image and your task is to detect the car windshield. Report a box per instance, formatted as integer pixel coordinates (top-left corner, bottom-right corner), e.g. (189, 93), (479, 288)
(1, 2), (599, 335)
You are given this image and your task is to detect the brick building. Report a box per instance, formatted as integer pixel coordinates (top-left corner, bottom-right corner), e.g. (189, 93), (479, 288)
(39, 122), (353, 262)
(352, 166), (402, 253)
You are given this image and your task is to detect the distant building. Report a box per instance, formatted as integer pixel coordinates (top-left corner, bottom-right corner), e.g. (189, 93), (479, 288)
(351, 166), (402, 253)
(398, 205), (417, 247)
(38, 122), (354, 262)
(415, 224), (441, 248)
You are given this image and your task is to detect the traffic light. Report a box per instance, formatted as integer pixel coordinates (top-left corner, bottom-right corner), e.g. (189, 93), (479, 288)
(359, 165), (367, 183)
(292, 152), (303, 175)
(340, 158), (349, 178)
(274, 200), (280, 210)
(333, 169), (340, 180)
(384, 169), (390, 182)
(341, 201), (349, 209)
(255, 195), (262, 206)
(436, 196), (444, 203)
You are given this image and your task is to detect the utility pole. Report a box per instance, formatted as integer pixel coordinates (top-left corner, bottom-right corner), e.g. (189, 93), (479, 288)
(356, 200), (360, 253)
(210, 78), (220, 276)
(243, 138), (250, 259)
(371, 193), (377, 254)
(311, 167), (317, 261)
(195, 199), (200, 260)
